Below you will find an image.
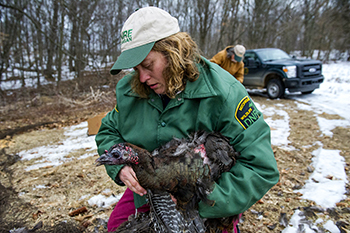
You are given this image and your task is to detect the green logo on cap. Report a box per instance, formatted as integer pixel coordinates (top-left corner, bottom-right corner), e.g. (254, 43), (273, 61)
(121, 29), (132, 44)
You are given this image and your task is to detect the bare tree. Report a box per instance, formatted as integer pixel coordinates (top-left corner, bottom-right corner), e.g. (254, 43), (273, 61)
(186, 0), (219, 54)
(300, 0), (328, 58)
(0, 1), (26, 90)
(56, 4), (64, 90)
(212, 0), (241, 55)
(244, 0), (291, 49)
(66, 0), (99, 84)
(274, 2), (300, 54)
(331, 0), (350, 60)
(45, 0), (60, 82)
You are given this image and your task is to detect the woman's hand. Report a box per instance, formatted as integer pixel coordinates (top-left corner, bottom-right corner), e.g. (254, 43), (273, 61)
(119, 166), (147, 196)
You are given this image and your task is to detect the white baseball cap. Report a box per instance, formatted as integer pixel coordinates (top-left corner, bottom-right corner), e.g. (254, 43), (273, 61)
(110, 7), (180, 75)
(233, 45), (246, 62)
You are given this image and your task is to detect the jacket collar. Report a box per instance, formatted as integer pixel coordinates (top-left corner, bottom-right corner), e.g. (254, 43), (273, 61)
(182, 57), (217, 99)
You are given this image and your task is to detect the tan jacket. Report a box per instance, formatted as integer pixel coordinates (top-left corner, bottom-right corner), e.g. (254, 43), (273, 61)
(210, 46), (245, 83)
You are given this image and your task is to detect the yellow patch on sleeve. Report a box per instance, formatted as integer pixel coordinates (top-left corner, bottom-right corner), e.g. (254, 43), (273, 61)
(235, 96), (259, 129)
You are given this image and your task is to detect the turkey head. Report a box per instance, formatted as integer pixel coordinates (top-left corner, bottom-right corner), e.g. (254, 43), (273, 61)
(95, 142), (163, 191)
(95, 143), (141, 166)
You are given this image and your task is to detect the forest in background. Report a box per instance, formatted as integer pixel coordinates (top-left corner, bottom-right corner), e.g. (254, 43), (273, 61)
(0, 0), (349, 97)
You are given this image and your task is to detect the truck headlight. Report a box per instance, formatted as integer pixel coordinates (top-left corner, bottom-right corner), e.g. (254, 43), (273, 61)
(283, 65), (296, 78)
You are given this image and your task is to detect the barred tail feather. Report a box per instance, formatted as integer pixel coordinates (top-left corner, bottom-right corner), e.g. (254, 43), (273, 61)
(148, 190), (206, 233)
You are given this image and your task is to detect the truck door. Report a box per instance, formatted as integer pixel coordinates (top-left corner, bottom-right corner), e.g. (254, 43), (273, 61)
(243, 52), (263, 86)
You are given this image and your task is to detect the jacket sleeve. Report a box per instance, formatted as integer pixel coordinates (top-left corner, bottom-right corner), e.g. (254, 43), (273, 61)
(95, 100), (125, 185)
(234, 62), (245, 83)
(198, 87), (279, 218)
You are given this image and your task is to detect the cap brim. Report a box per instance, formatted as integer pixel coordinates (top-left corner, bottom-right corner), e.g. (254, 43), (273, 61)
(110, 42), (155, 75)
(234, 54), (242, 62)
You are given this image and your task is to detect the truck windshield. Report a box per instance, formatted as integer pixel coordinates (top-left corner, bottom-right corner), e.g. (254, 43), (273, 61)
(256, 49), (291, 61)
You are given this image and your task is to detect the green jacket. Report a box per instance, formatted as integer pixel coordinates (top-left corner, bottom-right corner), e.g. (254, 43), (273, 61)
(95, 57), (279, 218)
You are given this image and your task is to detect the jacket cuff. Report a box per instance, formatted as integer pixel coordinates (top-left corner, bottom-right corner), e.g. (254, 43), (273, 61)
(114, 171), (125, 186)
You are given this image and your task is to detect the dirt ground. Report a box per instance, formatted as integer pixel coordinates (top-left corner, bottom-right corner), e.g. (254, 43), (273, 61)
(0, 88), (350, 233)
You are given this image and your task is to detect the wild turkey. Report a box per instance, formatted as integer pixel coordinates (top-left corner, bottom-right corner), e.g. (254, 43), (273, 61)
(95, 131), (240, 232)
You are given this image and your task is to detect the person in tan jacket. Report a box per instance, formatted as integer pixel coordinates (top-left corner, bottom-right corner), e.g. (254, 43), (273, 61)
(210, 45), (246, 83)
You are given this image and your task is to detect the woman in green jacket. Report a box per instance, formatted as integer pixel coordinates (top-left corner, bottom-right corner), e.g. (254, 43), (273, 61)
(95, 6), (279, 233)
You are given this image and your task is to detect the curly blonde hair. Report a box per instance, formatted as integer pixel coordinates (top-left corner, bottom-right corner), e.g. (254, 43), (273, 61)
(131, 32), (201, 98)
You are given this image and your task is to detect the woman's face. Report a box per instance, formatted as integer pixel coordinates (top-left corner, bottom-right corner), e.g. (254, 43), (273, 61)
(134, 51), (168, 95)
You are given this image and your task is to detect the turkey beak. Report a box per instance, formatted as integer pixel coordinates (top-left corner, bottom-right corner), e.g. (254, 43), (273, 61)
(95, 154), (110, 166)
(95, 151), (121, 166)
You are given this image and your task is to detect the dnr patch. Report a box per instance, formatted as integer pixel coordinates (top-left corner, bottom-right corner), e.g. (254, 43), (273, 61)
(235, 96), (259, 129)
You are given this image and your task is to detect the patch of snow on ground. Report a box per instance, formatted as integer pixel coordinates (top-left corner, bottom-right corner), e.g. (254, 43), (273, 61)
(19, 122), (96, 171)
(88, 191), (123, 208)
(255, 102), (292, 150)
(316, 117), (350, 137)
(298, 146), (347, 208)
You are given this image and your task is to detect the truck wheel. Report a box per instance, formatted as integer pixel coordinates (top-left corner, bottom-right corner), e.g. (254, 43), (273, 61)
(267, 79), (284, 99)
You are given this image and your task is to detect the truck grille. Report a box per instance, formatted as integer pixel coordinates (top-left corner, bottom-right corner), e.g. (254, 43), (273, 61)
(300, 63), (322, 78)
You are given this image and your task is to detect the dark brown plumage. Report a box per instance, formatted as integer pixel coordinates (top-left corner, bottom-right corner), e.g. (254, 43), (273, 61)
(95, 131), (240, 233)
